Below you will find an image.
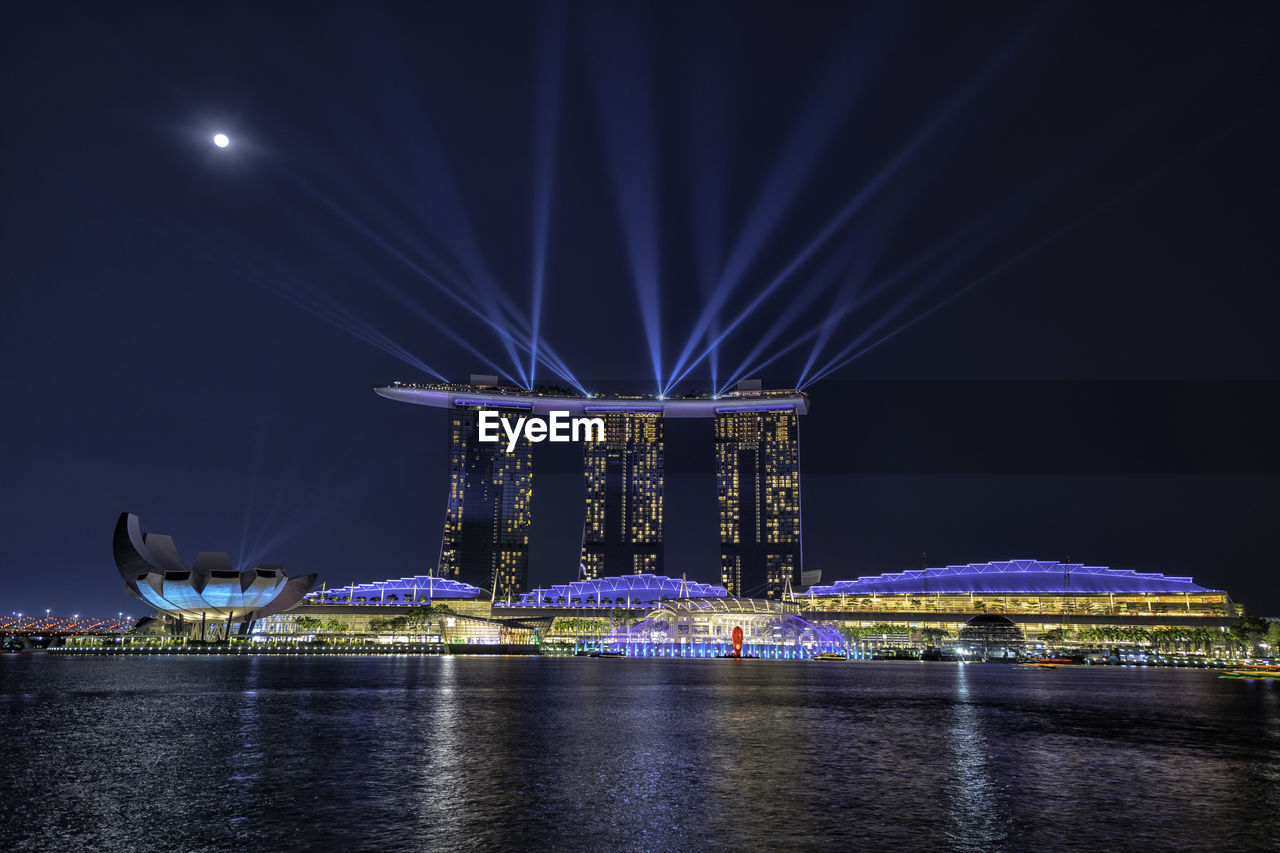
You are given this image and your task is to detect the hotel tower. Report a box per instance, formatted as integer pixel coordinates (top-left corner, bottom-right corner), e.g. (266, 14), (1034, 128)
(579, 410), (665, 578)
(715, 407), (802, 598)
(376, 377), (806, 598)
(439, 396), (533, 600)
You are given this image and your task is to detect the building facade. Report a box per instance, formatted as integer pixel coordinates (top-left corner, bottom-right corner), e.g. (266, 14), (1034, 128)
(112, 512), (316, 637)
(440, 405), (533, 600)
(798, 560), (1234, 618)
(580, 410), (664, 578)
(376, 381), (809, 598)
(715, 408), (802, 598)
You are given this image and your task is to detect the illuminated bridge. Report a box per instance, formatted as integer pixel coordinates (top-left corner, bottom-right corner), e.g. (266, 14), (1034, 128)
(377, 378), (809, 603)
(1, 615), (137, 635)
(1, 615), (137, 648)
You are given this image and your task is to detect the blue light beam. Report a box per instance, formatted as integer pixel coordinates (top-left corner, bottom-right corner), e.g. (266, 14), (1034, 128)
(718, 240), (863, 393)
(664, 11), (1047, 394)
(528, 1), (567, 387)
(585, 4), (664, 391)
(800, 157), (1203, 388)
(667, 5), (910, 388)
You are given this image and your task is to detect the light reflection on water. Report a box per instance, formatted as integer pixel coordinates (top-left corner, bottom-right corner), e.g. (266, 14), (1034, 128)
(1, 656), (1277, 852)
(945, 663), (1013, 851)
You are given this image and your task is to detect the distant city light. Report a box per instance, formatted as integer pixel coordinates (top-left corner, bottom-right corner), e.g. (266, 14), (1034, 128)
(213, 133), (230, 148)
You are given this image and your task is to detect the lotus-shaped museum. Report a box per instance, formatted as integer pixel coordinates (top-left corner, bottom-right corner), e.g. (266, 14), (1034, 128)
(113, 512), (317, 619)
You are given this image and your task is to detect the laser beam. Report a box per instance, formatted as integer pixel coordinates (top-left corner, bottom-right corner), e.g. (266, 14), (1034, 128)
(665, 10), (1047, 393)
(585, 3), (664, 390)
(528, 1), (567, 387)
(668, 4), (910, 388)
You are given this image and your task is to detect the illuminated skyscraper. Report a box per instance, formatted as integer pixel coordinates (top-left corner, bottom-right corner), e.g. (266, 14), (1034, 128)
(716, 408), (802, 598)
(376, 379), (807, 601)
(580, 410), (664, 578)
(440, 404), (532, 600)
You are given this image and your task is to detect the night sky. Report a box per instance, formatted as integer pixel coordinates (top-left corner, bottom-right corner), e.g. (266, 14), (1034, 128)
(4, 1), (1277, 618)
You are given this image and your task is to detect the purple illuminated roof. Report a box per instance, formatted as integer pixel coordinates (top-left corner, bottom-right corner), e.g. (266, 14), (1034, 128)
(306, 575), (483, 602)
(807, 559), (1219, 596)
(509, 574), (728, 607)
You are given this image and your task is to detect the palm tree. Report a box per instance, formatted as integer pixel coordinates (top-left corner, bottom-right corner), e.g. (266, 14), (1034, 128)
(837, 625), (864, 652)
(918, 627), (949, 646)
(294, 616), (323, 636)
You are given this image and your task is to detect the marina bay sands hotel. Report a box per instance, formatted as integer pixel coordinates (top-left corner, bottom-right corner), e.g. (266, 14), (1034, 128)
(376, 377), (809, 602)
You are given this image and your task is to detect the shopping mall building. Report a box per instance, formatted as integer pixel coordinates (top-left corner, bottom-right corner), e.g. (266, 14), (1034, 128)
(259, 560), (1238, 654)
(796, 559), (1232, 618)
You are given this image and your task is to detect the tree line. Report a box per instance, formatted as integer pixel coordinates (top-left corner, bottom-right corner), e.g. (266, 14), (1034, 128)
(293, 604), (457, 640)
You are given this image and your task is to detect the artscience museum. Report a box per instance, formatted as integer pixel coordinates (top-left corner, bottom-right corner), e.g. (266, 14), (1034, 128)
(113, 513), (317, 634)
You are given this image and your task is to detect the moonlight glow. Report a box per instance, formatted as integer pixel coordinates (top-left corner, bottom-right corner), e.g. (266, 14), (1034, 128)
(212, 133), (230, 148)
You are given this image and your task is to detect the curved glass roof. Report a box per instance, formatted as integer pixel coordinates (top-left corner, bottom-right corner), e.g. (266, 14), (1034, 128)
(604, 605), (844, 649)
(807, 559), (1217, 596)
(658, 598), (790, 614)
(306, 575), (483, 602)
(510, 574), (728, 607)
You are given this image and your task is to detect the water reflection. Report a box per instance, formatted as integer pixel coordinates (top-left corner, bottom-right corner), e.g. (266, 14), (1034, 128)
(1, 656), (1277, 851)
(944, 664), (1012, 851)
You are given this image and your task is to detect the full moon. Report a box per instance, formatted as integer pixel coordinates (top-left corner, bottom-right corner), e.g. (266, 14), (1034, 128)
(212, 133), (230, 148)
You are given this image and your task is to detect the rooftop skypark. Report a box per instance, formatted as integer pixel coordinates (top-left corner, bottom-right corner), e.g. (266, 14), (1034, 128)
(376, 378), (810, 418)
